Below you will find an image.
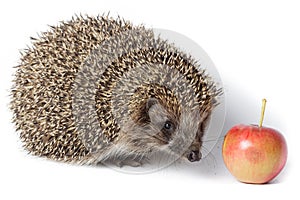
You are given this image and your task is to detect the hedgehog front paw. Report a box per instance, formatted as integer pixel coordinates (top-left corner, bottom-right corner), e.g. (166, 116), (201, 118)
(115, 157), (149, 167)
(117, 160), (142, 167)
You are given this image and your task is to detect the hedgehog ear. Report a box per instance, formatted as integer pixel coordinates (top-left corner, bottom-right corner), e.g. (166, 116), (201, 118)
(147, 98), (167, 125)
(146, 98), (159, 110)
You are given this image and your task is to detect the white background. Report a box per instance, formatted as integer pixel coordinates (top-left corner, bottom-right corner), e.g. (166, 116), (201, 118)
(1, 0), (299, 199)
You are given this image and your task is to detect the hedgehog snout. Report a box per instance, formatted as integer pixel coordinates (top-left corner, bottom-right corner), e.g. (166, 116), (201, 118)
(178, 110), (203, 162)
(182, 134), (203, 162)
(186, 149), (202, 162)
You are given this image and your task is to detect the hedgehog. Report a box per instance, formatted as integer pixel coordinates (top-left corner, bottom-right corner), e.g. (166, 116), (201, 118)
(11, 15), (220, 167)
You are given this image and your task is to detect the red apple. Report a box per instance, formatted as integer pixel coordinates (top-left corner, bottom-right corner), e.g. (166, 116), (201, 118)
(222, 99), (287, 184)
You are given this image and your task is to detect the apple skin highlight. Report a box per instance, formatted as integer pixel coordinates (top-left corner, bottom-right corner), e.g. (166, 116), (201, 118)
(222, 125), (287, 184)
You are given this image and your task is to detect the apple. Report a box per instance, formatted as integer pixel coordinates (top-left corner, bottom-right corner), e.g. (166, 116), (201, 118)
(222, 99), (288, 184)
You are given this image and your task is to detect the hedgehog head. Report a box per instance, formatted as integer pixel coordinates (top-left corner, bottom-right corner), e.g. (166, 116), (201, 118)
(106, 62), (216, 164)
(125, 96), (207, 163)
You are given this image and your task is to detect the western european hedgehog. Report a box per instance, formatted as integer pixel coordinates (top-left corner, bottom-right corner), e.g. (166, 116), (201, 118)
(11, 15), (220, 167)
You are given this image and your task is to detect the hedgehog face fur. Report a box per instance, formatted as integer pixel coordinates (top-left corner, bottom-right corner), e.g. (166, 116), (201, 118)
(121, 98), (207, 163)
(11, 15), (220, 167)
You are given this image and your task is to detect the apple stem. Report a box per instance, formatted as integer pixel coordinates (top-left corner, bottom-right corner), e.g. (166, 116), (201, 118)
(259, 99), (267, 128)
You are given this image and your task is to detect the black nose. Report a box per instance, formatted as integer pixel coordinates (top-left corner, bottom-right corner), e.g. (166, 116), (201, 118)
(187, 150), (201, 162)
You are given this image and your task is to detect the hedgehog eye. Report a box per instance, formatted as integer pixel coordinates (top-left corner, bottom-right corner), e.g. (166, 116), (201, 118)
(164, 121), (172, 130)
(161, 120), (175, 141)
